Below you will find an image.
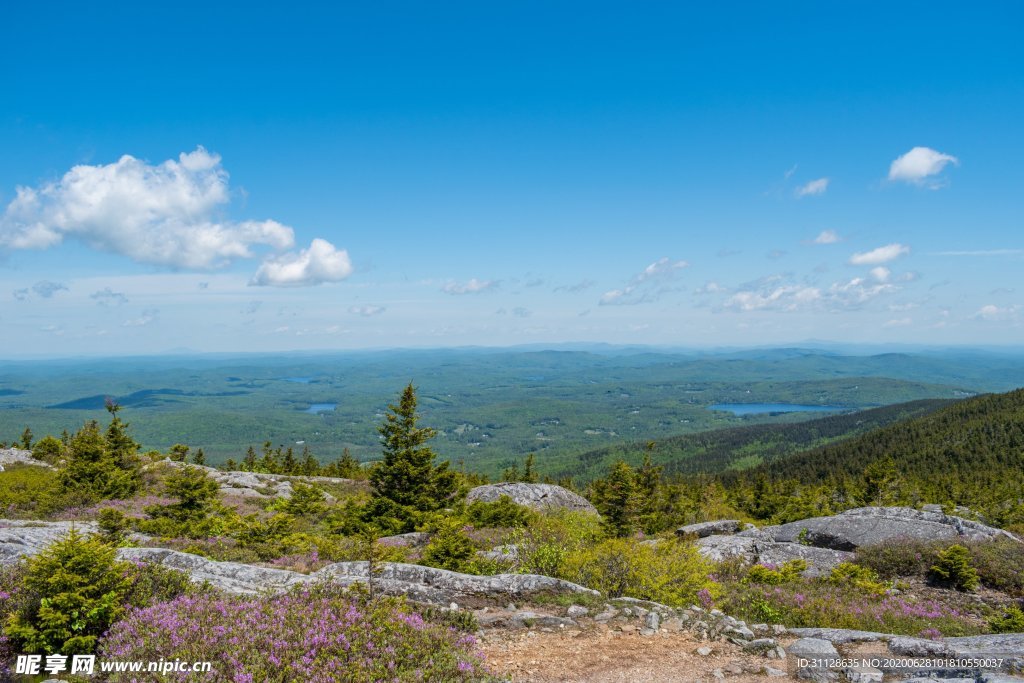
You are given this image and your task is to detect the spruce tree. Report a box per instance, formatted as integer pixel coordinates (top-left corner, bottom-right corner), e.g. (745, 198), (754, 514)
(369, 383), (458, 512)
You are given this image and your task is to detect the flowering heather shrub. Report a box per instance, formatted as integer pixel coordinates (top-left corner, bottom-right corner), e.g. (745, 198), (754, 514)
(719, 581), (981, 637)
(99, 585), (495, 682)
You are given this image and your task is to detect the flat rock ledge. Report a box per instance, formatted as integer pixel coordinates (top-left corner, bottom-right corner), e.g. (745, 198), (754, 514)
(466, 483), (599, 515)
(116, 547), (599, 606)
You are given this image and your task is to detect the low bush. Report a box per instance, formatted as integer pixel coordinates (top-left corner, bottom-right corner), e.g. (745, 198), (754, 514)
(561, 538), (719, 607)
(746, 560), (806, 585)
(4, 528), (134, 654)
(504, 510), (604, 577)
(466, 495), (535, 528)
(929, 544), (979, 591)
(989, 604), (1024, 633)
(825, 562), (887, 595)
(0, 466), (85, 517)
(99, 585), (495, 682)
(420, 518), (476, 572)
(719, 580), (980, 637)
(854, 537), (940, 579)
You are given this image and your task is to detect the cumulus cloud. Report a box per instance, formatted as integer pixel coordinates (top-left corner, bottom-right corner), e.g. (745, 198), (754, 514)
(349, 305), (386, 317)
(123, 309), (159, 327)
(795, 177), (829, 197)
(869, 266), (891, 282)
(0, 147), (319, 270)
(721, 272), (899, 313)
(811, 230), (841, 245)
(888, 146), (959, 187)
(250, 238), (353, 287)
(975, 304), (1019, 322)
(90, 287), (129, 306)
(441, 278), (497, 295)
(599, 257), (688, 306)
(849, 243), (910, 266)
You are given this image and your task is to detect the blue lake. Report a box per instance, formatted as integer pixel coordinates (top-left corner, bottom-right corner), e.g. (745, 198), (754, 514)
(708, 403), (844, 415)
(303, 403), (336, 414)
(283, 377), (314, 383)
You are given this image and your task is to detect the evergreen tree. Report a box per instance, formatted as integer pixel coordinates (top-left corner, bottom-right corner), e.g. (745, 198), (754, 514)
(522, 453), (538, 483)
(242, 446), (258, 471)
(335, 448), (360, 478)
(300, 446), (319, 475)
(369, 383), (458, 512)
(20, 426), (33, 450)
(282, 447), (298, 475)
(192, 448), (206, 466)
(600, 460), (639, 537)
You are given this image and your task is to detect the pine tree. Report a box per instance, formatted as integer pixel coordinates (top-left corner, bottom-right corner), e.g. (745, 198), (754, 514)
(369, 383), (458, 512)
(192, 448), (206, 466)
(335, 448), (360, 478)
(242, 446), (258, 471)
(522, 453), (538, 483)
(601, 460), (639, 537)
(20, 426), (33, 450)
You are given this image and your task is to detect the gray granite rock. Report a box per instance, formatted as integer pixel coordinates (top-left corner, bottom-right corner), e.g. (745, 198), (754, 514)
(785, 628), (888, 644)
(0, 447), (54, 471)
(789, 638), (839, 657)
(466, 483), (598, 514)
(0, 520), (100, 564)
(155, 460), (352, 501)
(757, 542), (854, 576)
(770, 506), (1019, 551)
(676, 520), (742, 538)
(378, 532), (431, 548)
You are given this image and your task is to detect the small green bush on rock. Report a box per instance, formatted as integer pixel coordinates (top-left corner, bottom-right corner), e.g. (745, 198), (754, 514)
(929, 544), (979, 591)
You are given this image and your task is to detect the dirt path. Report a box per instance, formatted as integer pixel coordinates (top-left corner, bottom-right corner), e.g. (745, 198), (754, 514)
(479, 626), (797, 683)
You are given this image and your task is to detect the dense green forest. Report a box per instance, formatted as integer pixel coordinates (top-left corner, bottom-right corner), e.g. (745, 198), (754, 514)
(3, 347), (1016, 475)
(547, 399), (952, 481)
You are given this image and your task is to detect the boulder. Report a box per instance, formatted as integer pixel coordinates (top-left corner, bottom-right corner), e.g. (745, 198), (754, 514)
(768, 506), (1019, 551)
(466, 483), (598, 515)
(676, 520), (742, 538)
(377, 532), (431, 548)
(0, 520), (99, 564)
(756, 542), (853, 576)
(0, 447), (54, 471)
(694, 535), (759, 563)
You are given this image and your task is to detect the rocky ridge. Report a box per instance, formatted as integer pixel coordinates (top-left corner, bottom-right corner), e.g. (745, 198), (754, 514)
(466, 482), (600, 515)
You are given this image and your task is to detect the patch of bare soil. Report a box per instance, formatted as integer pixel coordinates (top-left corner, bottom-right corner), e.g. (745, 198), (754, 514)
(480, 626), (797, 683)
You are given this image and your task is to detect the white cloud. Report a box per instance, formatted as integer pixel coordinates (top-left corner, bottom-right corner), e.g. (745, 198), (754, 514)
(0, 147), (303, 269)
(441, 278), (497, 295)
(123, 309), (159, 327)
(250, 238), (353, 287)
(883, 318), (912, 328)
(32, 281), (68, 298)
(888, 146), (959, 187)
(724, 284), (821, 312)
(795, 177), (829, 197)
(827, 277), (897, 307)
(599, 257), (688, 306)
(812, 230), (841, 245)
(348, 305), (386, 317)
(90, 287), (129, 306)
(869, 266), (891, 282)
(975, 304), (1019, 321)
(849, 243), (910, 265)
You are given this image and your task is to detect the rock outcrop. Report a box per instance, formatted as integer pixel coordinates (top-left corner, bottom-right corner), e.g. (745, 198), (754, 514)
(0, 520), (99, 564)
(153, 460), (355, 500)
(762, 507), (1019, 551)
(117, 548), (599, 605)
(466, 483), (599, 515)
(0, 447), (53, 471)
(692, 507), (1019, 577)
(676, 520), (742, 538)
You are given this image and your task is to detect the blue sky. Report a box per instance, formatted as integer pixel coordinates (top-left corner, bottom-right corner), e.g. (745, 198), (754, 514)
(1, 2), (1022, 356)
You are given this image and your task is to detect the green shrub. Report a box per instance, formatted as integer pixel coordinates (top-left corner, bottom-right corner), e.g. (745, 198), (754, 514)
(466, 495), (535, 528)
(4, 528), (133, 654)
(0, 467), (82, 516)
(505, 510), (604, 577)
(562, 538), (719, 606)
(421, 519), (476, 572)
(58, 410), (142, 503)
(97, 507), (130, 543)
(855, 538), (940, 579)
(967, 538), (1024, 597)
(270, 482), (327, 517)
(929, 544), (979, 591)
(746, 559), (807, 585)
(30, 436), (65, 465)
(989, 604), (1024, 633)
(825, 562), (887, 595)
